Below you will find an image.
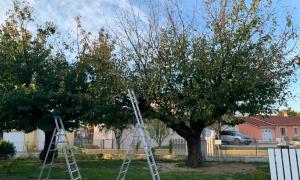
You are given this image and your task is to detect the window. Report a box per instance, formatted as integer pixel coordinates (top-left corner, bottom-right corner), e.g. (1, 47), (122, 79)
(294, 128), (299, 136)
(280, 128), (286, 137)
(221, 131), (228, 135)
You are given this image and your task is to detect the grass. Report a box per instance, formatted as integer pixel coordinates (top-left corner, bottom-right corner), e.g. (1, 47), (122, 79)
(0, 158), (270, 180)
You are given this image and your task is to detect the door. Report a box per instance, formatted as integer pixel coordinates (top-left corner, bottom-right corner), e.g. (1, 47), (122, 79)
(262, 129), (272, 141)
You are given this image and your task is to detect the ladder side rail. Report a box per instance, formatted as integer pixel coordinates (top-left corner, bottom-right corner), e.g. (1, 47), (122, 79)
(39, 127), (58, 180)
(117, 126), (139, 180)
(129, 90), (148, 138)
(57, 119), (77, 160)
(117, 146), (134, 179)
(128, 90), (142, 126)
(130, 90), (160, 180)
(139, 128), (160, 180)
(129, 90), (144, 126)
(130, 90), (153, 152)
(58, 118), (82, 180)
(142, 137), (157, 179)
(57, 118), (74, 154)
(46, 127), (62, 179)
(149, 156), (160, 179)
(128, 91), (153, 153)
(119, 90), (160, 180)
(62, 145), (75, 180)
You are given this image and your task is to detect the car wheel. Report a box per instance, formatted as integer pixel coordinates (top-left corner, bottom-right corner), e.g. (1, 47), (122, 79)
(234, 139), (241, 145)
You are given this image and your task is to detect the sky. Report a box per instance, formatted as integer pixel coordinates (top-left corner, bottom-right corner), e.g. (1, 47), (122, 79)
(0, 0), (300, 111)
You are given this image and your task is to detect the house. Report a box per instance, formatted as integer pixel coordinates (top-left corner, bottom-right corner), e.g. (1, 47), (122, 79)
(0, 125), (181, 152)
(238, 116), (300, 141)
(0, 130), (74, 152)
(1, 123), (212, 153)
(74, 125), (182, 149)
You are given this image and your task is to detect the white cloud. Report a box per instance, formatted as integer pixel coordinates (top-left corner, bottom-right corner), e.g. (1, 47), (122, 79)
(0, 0), (148, 35)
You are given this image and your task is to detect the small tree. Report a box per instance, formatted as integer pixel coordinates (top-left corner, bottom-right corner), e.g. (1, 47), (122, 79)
(74, 18), (134, 149)
(145, 119), (170, 148)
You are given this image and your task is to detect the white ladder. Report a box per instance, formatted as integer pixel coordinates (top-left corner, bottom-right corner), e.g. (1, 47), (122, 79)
(39, 116), (82, 180)
(117, 90), (160, 180)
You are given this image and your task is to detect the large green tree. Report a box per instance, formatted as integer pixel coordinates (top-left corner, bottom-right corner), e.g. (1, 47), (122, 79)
(117, 0), (299, 167)
(0, 2), (90, 161)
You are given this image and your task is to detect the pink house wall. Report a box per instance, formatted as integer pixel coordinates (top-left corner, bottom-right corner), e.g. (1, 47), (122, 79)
(274, 126), (300, 140)
(239, 124), (262, 140)
(239, 124), (300, 141)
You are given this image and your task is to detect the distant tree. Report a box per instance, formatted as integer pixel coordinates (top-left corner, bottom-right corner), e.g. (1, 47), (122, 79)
(278, 107), (300, 116)
(145, 119), (170, 148)
(117, 0), (299, 167)
(74, 18), (134, 149)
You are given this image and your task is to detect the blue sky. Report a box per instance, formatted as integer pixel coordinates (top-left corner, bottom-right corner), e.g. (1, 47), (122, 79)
(0, 0), (299, 111)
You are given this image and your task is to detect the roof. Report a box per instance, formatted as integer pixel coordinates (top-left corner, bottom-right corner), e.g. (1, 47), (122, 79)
(241, 116), (300, 128)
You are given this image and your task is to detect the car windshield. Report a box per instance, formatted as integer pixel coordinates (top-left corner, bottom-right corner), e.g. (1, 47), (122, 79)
(233, 132), (241, 135)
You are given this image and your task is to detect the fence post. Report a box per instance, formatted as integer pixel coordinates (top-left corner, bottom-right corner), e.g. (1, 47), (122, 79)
(255, 139), (258, 156)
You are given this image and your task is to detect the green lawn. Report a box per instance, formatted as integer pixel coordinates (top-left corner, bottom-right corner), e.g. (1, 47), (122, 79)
(0, 159), (270, 180)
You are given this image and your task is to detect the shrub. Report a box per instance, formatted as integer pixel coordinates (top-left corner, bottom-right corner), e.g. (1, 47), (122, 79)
(0, 140), (16, 159)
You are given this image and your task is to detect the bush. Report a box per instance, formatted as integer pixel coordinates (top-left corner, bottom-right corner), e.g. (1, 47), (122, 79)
(0, 140), (16, 159)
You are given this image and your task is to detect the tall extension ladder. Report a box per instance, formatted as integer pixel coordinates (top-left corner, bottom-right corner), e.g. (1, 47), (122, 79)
(117, 90), (160, 180)
(39, 116), (82, 180)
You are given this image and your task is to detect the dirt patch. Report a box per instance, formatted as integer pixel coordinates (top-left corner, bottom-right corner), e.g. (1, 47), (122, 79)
(158, 162), (256, 174)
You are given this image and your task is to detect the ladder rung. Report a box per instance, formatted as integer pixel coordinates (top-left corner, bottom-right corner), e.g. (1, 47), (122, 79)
(118, 90), (160, 180)
(40, 118), (82, 180)
(44, 164), (52, 168)
(55, 133), (66, 136)
(120, 170), (127, 174)
(71, 169), (79, 173)
(69, 162), (76, 166)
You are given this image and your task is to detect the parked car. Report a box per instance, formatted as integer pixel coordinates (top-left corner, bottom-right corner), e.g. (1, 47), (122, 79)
(221, 130), (252, 145)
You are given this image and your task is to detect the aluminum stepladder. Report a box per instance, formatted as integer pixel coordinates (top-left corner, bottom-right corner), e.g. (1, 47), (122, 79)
(117, 89), (160, 180)
(39, 116), (82, 180)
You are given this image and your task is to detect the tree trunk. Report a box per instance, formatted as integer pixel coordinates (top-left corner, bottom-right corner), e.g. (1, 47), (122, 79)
(158, 141), (162, 148)
(186, 134), (203, 167)
(113, 129), (123, 150)
(116, 138), (121, 149)
(39, 130), (57, 163)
